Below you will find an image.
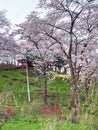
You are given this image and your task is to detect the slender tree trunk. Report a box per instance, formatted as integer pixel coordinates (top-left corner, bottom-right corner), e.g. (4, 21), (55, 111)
(37, 75), (41, 87)
(42, 63), (48, 104)
(68, 62), (79, 123)
(71, 86), (78, 123)
(43, 73), (48, 104)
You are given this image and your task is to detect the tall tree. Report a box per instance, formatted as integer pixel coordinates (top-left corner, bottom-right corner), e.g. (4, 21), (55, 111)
(16, 0), (98, 122)
(37, 0), (98, 123)
(16, 12), (58, 104)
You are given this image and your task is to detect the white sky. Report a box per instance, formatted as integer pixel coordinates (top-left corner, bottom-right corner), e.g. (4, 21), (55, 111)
(0, 0), (39, 25)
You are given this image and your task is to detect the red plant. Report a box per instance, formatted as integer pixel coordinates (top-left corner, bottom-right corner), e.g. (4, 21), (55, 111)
(7, 103), (14, 116)
(41, 103), (66, 120)
(54, 103), (61, 115)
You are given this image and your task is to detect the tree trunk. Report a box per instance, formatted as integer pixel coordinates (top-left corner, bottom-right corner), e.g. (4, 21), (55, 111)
(71, 83), (80, 123)
(37, 75), (41, 87)
(43, 70), (48, 104)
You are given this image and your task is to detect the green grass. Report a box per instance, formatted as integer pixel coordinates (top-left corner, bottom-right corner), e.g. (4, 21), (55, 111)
(3, 117), (97, 130)
(0, 69), (98, 130)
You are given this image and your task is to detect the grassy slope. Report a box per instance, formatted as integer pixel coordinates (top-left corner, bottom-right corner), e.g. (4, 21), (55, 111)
(0, 69), (98, 130)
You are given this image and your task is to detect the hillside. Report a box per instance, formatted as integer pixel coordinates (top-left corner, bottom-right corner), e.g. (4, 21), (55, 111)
(0, 69), (98, 130)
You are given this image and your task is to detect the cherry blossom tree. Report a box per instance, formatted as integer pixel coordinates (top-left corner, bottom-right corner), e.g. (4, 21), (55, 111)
(37, 0), (98, 123)
(0, 10), (19, 64)
(15, 12), (59, 104)
(15, 0), (98, 122)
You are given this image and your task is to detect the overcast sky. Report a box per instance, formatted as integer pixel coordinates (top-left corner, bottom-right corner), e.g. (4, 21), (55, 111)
(0, 0), (39, 25)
